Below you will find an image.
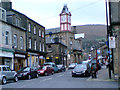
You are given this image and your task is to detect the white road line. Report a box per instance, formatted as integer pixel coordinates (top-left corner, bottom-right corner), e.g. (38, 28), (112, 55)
(42, 77), (52, 81)
(57, 74), (64, 77)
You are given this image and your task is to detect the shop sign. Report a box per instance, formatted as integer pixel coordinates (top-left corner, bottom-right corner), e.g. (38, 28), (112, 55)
(55, 57), (59, 59)
(15, 54), (26, 58)
(97, 49), (100, 54)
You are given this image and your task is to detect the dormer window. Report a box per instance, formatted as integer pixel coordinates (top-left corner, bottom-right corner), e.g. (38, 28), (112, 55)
(0, 7), (6, 21)
(16, 17), (21, 27)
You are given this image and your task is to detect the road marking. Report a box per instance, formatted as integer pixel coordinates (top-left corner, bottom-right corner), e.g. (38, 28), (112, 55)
(57, 74), (64, 77)
(42, 77), (53, 82)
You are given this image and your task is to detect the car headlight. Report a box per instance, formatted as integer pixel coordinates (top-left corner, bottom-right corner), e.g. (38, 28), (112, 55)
(72, 70), (75, 73)
(23, 72), (28, 76)
(82, 71), (86, 73)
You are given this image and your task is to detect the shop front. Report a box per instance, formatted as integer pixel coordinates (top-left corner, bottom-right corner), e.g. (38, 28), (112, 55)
(14, 51), (27, 71)
(0, 48), (14, 69)
(39, 56), (45, 65)
(27, 52), (39, 67)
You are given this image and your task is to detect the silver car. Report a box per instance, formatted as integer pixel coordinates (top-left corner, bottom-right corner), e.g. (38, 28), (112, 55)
(0, 65), (18, 84)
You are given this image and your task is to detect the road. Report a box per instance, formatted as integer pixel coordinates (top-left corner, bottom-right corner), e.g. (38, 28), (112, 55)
(1, 69), (118, 88)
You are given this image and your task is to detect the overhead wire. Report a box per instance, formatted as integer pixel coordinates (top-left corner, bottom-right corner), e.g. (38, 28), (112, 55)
(39, 0), (102, 21)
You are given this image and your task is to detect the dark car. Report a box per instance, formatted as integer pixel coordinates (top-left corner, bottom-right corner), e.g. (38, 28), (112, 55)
(17, 67), (39, 80)
(72, 64), (91, 77)
(37, 65), (54, 76)
(68, 63), (77, 69)
(57, 64), (66, 72)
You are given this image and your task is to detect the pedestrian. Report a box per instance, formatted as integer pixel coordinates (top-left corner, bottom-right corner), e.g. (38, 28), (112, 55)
(91, 63), (97, 78)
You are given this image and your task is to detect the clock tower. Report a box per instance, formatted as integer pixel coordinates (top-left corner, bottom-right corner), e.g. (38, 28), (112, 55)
(60, 5), (71, 32)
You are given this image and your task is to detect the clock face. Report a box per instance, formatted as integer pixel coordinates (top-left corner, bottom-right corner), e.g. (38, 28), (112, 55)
(61, 15), (66, 22)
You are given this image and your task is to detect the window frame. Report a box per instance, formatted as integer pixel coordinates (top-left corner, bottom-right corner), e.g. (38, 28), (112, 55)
(14, 34), (17, 48)
(5, 31), (9, 45)
(28, 23), (31, 32)
(39, 41), (42, 51)
(34, 26), (36, 34)
(34, 40), (37, 50)
(20, 36), (24, 49)
(29, 38), (32, 49)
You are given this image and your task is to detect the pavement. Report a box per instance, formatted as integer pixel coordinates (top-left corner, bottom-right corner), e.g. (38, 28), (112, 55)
(87, 65), (119, 82)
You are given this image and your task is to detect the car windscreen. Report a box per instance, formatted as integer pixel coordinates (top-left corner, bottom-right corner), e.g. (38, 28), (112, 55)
(75, 65), (87, 69)
(18, 67), (30, 72)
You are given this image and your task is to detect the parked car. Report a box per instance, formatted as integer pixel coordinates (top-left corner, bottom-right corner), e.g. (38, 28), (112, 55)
(37, 65), (54, 76)
(43, 62), (59, 73)
(17, 67), (39, 80)
(0, 65), (18, 85)
(68, 63), (77, 69)
(72, 64), (91, 77)
(57, 64), (66, 72)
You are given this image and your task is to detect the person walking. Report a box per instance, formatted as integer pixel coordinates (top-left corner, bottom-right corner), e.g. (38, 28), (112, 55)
(91, 63), (97, 78)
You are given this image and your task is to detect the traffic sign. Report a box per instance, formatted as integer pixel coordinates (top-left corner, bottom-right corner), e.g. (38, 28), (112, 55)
(109, 36), (116, 48)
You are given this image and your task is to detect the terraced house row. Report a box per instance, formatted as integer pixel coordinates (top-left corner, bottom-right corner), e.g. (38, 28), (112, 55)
(0, 1), (46, 71)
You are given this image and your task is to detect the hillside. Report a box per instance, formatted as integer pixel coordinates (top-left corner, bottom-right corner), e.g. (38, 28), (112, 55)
(46, 24), (107, 52)
(73, 24), (107, 51)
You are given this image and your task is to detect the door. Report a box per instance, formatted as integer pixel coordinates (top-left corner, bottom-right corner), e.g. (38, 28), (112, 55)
(6, 67), (15, 79)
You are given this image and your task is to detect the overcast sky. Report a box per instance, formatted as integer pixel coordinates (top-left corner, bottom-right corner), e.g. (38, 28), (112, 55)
(12, 0), (107, 29)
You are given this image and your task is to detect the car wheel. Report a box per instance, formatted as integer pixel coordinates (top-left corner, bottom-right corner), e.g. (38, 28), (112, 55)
(28, 75), (31, 80)
(52, 71), (54, 75)
(14, 76), (18, 82)
(36, 74), (39, 78)
(2, 77), (7, 85)
(72, 75), (75, 77)
(85, 71), (89, 77)
(44, 72), (48, 76)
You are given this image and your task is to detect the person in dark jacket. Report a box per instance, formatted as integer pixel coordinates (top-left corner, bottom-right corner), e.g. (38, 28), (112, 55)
(91, 63), (97, 78)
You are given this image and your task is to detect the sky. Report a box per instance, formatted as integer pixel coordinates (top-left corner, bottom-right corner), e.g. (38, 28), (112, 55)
(11, 0), (107, 29)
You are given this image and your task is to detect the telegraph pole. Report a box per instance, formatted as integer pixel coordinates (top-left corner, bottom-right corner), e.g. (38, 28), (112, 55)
(105, 0), (112, 79)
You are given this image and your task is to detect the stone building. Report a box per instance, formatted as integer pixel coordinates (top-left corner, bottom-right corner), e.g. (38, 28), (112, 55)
(0, 15), (13, 69)
(0, 0), (46, 69)
(46, 36), (67, 65)
(46, 5), (82, 66)
(109, 1), (120, 80)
